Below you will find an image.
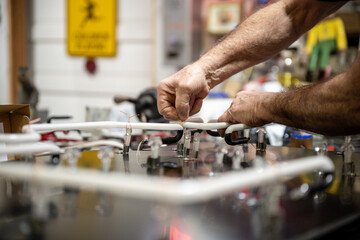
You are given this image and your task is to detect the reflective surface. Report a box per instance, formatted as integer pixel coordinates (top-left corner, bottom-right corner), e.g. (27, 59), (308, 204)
(1, 142), (360, 240)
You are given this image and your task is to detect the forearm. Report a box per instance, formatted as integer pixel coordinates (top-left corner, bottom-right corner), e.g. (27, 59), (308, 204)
(196, 0), (345, 88)
(263, 71), (360, 136)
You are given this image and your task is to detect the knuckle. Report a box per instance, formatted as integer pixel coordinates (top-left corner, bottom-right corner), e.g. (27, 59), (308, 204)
(178, 82), (193, 93)
(158, 107), (166, 115)
(203, 87), (210, 95)
(235, 92), (242, 98)
(157, 81), (165, 90)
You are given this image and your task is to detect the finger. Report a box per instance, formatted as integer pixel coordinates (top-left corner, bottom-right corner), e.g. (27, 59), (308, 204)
(218, 109), (233, 123)
(158, 98), (179, 120)
(175, 89), (191, 121)
(217, 123), (238, 139)
(217, 109), (233, 137)
(189, 98), (203, 116)
(218, 128), (225, 138)
(188, 96), (196, 112)
(157, 92), (179, 120)
(160, 106), (179, 120)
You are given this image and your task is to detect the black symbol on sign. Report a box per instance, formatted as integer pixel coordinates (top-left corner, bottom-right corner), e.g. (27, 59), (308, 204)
(81, 0), (98, 27)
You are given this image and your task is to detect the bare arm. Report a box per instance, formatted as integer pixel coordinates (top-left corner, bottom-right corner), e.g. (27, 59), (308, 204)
(271, 55), (360, 136)
(157, 0), (345, 121)
(199, 0), (345, 87)
(218, 55), (360, 136)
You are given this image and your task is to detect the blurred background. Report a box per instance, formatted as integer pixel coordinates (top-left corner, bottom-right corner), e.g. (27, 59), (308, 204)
(0, 0), (359, 127)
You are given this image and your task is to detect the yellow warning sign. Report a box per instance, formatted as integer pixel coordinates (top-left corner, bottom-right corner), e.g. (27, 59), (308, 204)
(67, 0), (116, 57)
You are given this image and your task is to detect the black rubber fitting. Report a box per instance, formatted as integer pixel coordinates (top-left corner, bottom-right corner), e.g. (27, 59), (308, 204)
(162, 130), (184, 144)
(224, 133), (250, 145)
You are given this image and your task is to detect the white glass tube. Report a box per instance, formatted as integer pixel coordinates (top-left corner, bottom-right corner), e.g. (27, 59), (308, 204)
(0, 143), (62, 155)
(0, 156), (334, 204)
(0, 132), (41, 143)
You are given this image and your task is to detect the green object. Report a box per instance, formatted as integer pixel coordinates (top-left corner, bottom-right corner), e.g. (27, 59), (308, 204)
(308, 39), (336, 71)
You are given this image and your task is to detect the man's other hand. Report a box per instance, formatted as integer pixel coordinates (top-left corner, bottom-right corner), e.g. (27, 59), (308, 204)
(218, 90), (273, 137)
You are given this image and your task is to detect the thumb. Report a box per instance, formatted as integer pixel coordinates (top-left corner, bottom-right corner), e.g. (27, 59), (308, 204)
(218, 109), (233, 123)
(217, 109), (233, 137)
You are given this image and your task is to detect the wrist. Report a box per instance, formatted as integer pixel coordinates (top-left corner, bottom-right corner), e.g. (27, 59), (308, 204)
(259, 92), (278, 124)
(197, 55), (218, 72)
(194, 56), (224, 89)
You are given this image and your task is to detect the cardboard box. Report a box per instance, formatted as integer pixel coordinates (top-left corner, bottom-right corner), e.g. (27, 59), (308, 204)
(0, 105), (30, 162)
(0, 104), (30, 133)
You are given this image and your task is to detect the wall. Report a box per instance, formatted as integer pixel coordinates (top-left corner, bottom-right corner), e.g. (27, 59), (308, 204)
(0, 0), (9, 104)
(156, 0), (181, 80)
(31, 0), (161, 122)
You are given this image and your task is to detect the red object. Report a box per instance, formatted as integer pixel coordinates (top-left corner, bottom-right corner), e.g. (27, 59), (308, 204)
(327, 146), (335, 151)
(85, 58), (96, 74)
(163, 224), (192, 240)
(243, 75), (268, 91)
(40, 131), (81, 142)
(148, 132), (173, 138)
(169, 226), (192, 240)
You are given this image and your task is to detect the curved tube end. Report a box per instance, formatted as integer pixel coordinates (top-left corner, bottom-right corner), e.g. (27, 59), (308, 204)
(224, 133), (250, 145)
(162, 130), (184, 145)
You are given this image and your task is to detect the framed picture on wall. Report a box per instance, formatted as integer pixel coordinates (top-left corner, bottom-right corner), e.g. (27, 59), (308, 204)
(207, 3), (241, 35)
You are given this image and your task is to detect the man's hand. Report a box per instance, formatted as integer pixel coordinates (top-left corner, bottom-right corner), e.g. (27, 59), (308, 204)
(157, 64), (211, 121)
(218, 90), (273, 136)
